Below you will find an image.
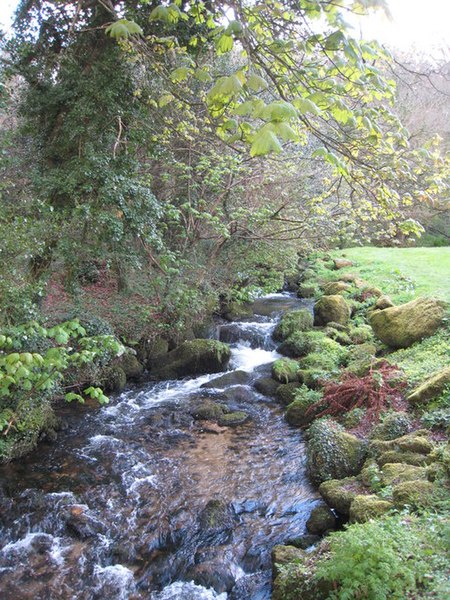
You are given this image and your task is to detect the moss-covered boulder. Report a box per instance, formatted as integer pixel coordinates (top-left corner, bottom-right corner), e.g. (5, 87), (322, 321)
(201, 370), (251, 389)
(345, 343), (377, 376)
(223, 301), (253, 322)
(306, 504), (337, 535)
(191, 402), (225, 421)
(115, 350), (144, 381)
(322, 281), (351, 295)
(319, 476), (368, 515)
(285, 534), (321, 550)
(150, 339), (231, 380)
(254, 377), (280, 396)
(101, 365), (127, 393)
(272, 545), (331, 600)
(333, 258), (353, 269)
(272, 358), (300, 383)
(370, 412), (412, 441)
(378, 451), (433, 467)
(314, 295), (351, 326)
(370, 432), (434, 459)
(297, 283), (317, 298)
(276, 382), (303, 406)
(272, 545), (307, 579)
(392, 480), (436, 509)
(349, 495), (393, 523)
(369, 297), (447, 349)
(381, 463), (428, 487)
(407, 367), (450, 405)
(218, 411), (249, 426)
(139, 336), (169, 369)
(375, 295), (394, 310)
(307, 419), (367, 484)
(273, 309), (313, 342)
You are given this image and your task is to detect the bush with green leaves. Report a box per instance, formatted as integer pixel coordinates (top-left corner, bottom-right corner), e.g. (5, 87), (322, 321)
(315, 513), (450, 599)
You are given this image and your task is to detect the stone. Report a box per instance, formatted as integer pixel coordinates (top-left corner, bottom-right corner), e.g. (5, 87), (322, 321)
(392, 480), (436, 509)
(322, 281), (351, 295)
(139, 336), (169, 369)
(150, 339), (231, 380)
(380, 463), (428, 487)
(407, 367), (450, 405)
(218, 411), (249, 426)
(307, 419), (367, 484)
(198, 499), (236, 533)
(272, 358), (300, 383)
(275, 382), (303, 406)
(306, 504), (337, 535)
(223, 301), (253, 322)
(370, 412), (412, 441)
(314, 295), (351, 326)
(285, 398), (317, 428)
(254, 377), (280, 397)
(201, 370), (251, 389)
(370, 431), (434, 457)
(375, 295), (394, 310)
(333, 258), (353, 269)
(369, 297), (447, 349)
(349, 495), (393, 523)
(378, 451), (433, 467)
(191, 402), (225, 421)
(285, 534), (321, 550)
(101, 366), (127, 393)
(319, 477), (369, 516)
(297, 284), (317, 298)
(272, 545), (307, 580)
(273, 309), (314, 342)
(360, 286), (383, 299)
(115, 350), (144, 381)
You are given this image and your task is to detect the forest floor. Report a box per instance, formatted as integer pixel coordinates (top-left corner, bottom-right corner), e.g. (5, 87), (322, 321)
(330, 246), (450, 303)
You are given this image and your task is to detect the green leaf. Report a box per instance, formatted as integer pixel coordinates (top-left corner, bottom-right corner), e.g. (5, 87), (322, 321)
(225, 20), (243, 36)
(159, 94), (175, 107)
(170, 67), (190, 82)
(293, 98), (321, 115)
(65, 392), (85, 404)
(247, 74), (269, 92)
(106, 19), (143, 39)
(216, 34), (233, 53)
(194, 68), (212, 83)
(250, 129), (283, 157)
(262, 101), (297, 122)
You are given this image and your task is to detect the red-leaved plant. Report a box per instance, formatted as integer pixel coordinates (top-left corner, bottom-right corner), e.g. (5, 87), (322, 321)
(307, 361), (407, 421)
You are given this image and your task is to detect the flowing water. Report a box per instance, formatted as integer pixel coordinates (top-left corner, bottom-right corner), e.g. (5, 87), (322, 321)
(0, 294), (318, 600)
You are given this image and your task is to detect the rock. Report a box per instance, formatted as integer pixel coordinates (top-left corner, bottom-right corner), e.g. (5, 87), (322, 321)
(322, 281), (351, 295)
(191, 402), (225, 421)
(254, 377), (280, 397)
(370, 431), (434, 458)
(285, 534), (321, 550)
(380, 463), (428, 487)
(378, 451), (433, 467)
(185, 562), (235, 594)
(150, 339), (231, 380)
(115, 350), (144, 381)
(273, 309), (314, 342)
(198, 499), (235, 533)
(272, 547), (332, 600)
(201, 370), (251, 389)
(272, 358), (300, 383)
(218, 411), (249, 426)
(360, 286), (383, 299)
(392, 480), (436, 509)
(345, 343), (377, 376)
(375, 295), (394, 310)
(285, 398), (317, 428)
(63, 505), (106, 539)
(223, 301), (253, 322)
(349, 495), (393, 523)
(101, 366), (127, 393)
(275, 382), (303, 406)
(307, 419), (367, 484)
(272, 545), (307, 580)
(139, 336), (169, 369)
(370, 412), (412, 441)
(319, 476), (369, 515)
(333, 258), (353, 269)
(338, 273), (358, 282)
(369, 297), (447, 349)
(314, 295), (351, 326)
(407, 367), (450, 405)
(285, 274), (301, 292)
(297, 283), (317, 298)
(306, 504), (337, 535)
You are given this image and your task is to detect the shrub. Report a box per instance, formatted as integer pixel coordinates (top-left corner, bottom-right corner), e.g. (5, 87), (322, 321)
(315, 514), (450, 599)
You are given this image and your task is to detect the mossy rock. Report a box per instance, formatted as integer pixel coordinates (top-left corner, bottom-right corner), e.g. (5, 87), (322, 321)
(115, 350), (144, 381)
(297, 283), (317, 298)
(218, 411), (249, 426)
(272, 545), (307, 579)
(272, 545), (332, 600)
(306, 504), (337, 535)
(223, 301), (253, 321)
(307, 419), (367, 484)
(254, 377), (280, 397)
(375, 295), (394, 310)
(101, 366), (127, 393)
(138, 336), (169, 368)
(278, 330), (326, 359)
(151, 339), (231, 380)
(378, 451), (433, 467)
(276, 382), (303, 406)
(314, 295), (351, 326)
(272, 358), (301, 383)
(348, 324), (375, 344)
(381, 463), (428, 487)
(370, 412), (412, 441)
(345, 343), (377, 376)
(198, 499), (235, 533)
(407, 367), (450, 405)
(322, 281), (351, 295)
(201, 370), (251, 389)
(333, 258), (353, 269)
(319, 476), (368, 515)
(273, 309), (313, 342)
(285, 398), (318, 428)
(369, 297), (447, 349)
(349, 494), (393, 523)
(325, 327), (352, 346)
(285, 534), (321, 550)
(369, 431), (434, 458)
(360, 286), (383, 299)
(191, 402), (225, 421)
(392, 480), (436, 509)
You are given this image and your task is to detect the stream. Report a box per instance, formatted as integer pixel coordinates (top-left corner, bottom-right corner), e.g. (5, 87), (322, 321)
(0, 293), (319, 600)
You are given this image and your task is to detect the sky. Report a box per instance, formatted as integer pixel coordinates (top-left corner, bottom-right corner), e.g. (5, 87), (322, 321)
(0, 0), (449, 57)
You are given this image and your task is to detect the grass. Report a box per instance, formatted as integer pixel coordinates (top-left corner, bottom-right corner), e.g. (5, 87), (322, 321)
(330, 247), (450, 304)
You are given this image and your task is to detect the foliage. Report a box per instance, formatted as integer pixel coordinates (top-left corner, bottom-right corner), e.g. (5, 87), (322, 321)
(315, 513), (450, 599)
(307, 361), (407, 421)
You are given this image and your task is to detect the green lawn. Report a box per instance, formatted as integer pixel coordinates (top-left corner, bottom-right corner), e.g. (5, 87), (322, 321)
(330, 247), (450, 303)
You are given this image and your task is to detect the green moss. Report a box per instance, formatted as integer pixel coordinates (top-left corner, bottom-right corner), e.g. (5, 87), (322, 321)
(380, 463), (428, 487)
(408, 367), (450, 406)
(192, 402), (225, 421)
(275, 382), (303, 406)
(378, 451), (433, 467)
(370, 412), (412, 441)
(306, 504), (337, 534)
(322, 281), (351, 295)
(101, 365), (127, 393)
(392, 480), (437, 509)
(314, 295), (351, 326)
(273, 309), (314, 342)
(218, 411), (249, 426)
(151, 339), (231, 380)
(285, 385), (323, 427)
(349, 494), (393, 523)
(319, 476), (368, 515)
(272, 358), (300, 383)
(297, 283), (318, 298)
